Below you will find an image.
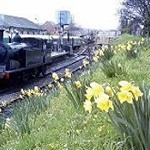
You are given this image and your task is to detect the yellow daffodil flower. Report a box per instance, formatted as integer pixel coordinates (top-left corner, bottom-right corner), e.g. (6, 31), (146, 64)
(138, 41), (141, 45)
(117, 91), (133, 104)
(74, 81), (82, 88)
(99, 50), (104, 56)
(133, 41), (137, 45)
(85, 82), (104, 100)
(114, 50), (117, 54)
(34, 86), (39, 93)
(65, 69), (71, 78)
(52, 72), (59, 81)
(90, 82), (104, 97)
(121, 44), (126, 51)
(105, 86), (114, 97)
(21, 89), (25, 95)
(127, 44), (132, 51)
(1, 101), (8, 107)
(85, 87), (94, 100)
(95, 93), (109, 103)
(83, 100), (92, 113)
(83, 60), (89, 67)
(93, 56), (98, 62)
(48, 83), (53, 88)
(131, 86), (143, 100)
(119, 81), (132, 91)
(95, 93), (113, 112)
(57, 82), (62, 89)
(26, 89), (32, 97)
(94, 51), (99, 56)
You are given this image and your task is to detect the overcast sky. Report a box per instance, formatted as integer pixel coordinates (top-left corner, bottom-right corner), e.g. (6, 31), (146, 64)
(0, 0), (122, 30)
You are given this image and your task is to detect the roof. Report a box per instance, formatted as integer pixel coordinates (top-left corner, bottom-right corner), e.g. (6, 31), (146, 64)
(0, 14), (42, 30)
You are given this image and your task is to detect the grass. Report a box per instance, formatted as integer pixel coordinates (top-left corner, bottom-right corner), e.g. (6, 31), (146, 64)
(0, 34), (150, 149)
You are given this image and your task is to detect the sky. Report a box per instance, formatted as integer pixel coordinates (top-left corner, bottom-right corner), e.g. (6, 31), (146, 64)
(0, 0), (122, 30)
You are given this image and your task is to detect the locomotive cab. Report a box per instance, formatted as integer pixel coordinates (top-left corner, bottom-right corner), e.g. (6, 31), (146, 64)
(0, 43), (8, 64)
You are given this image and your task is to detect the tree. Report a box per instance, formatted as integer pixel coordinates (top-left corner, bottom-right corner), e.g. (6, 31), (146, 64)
(119, 0), (150, 36)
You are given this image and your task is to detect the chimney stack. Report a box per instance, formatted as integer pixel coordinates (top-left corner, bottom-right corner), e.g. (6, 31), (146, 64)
(0, 29), (4, 42)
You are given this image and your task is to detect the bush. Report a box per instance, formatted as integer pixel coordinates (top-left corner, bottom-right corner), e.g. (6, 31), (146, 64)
(101, 60), (127, 78)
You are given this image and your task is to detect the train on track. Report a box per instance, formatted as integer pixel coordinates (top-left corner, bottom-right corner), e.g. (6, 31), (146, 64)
(0, 33), (84, 82)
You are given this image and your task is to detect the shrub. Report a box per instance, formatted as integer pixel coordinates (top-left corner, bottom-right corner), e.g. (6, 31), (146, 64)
(101, 46), (114, 61)
(101, 60), (127, 78)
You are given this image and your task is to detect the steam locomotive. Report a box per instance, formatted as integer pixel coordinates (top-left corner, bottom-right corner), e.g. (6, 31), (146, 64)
(0, 33), (83, 82)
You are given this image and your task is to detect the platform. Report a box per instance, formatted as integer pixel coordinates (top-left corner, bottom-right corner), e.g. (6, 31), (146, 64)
(51, 51), (69, 59)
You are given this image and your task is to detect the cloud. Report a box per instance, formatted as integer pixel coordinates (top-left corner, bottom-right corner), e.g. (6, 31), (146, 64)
(0, 0), (122, 30)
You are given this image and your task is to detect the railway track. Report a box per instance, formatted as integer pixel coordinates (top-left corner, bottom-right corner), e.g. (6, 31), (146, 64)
(0, 54), (88, 110)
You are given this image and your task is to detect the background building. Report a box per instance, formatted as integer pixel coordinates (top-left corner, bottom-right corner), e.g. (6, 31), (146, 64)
(0, 14), (46, 42)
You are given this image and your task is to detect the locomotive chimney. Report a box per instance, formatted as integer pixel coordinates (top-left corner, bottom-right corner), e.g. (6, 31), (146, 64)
(0, 29), (4, 42)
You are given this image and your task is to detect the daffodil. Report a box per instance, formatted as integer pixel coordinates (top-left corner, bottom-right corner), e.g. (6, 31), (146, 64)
(94, 51), (99, 56)
(118, 44), (121, 48)
(74, 81), (82, 88)
(64, 69), (71, 78)
(99, 50), (104, 56)
(138, 41), (141, 45)
(34, 86), (39, 93)
(83, 59), (89, 67)
(21, 89), (25, 95)
(52, 72), (59, 81)
(48, 83), (53, 88)
(93, 56), (98, 62)
(26, 89), (32, 97)
(95, 93), (113, 112)
(83, 100), (92, 113)
(121, 44), (126, 51)
(127, 44), (132, 51)
(85, 87), (94, 100)
(57, 82), (62, 89)
(90, 82), (104, 97)
(1, 101), (7, 107)
(114, 50), (117, 54)
(95, 93), (109, 103)
(117, 91), (133, 104)
(111, 45), (114, 49)
(119, 81), (132, 91)
(131, 86), (143, 100)
(85, 82), (104, 100)
(105, 86), (114, 97)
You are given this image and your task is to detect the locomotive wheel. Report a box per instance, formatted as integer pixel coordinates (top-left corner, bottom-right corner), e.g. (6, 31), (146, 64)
(41, 65), (47, 76)
(34, 67), (41, 77)
(34, 66), (47, 77)
(9, 73), (23, 86)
